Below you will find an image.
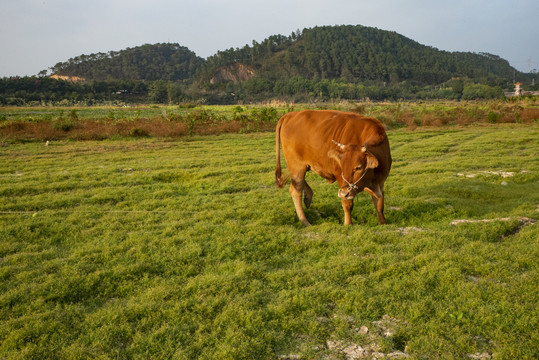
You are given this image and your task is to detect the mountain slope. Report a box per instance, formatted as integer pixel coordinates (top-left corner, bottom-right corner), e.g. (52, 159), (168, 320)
(199, 25), (519, 86)
(48, 25), (525, 89)
(51, 43), (203, 81)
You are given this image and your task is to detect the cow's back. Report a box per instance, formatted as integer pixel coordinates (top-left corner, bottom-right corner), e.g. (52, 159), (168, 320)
(280, 110), (349, 157)
(279, 110), (389, 164)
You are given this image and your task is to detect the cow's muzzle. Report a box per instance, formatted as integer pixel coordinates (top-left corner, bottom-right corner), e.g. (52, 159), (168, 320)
(338, 171), (366, 200)
(338, 185), (358, 200)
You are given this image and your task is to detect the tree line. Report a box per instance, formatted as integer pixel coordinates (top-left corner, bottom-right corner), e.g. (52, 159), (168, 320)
(1, 76), (514, 106)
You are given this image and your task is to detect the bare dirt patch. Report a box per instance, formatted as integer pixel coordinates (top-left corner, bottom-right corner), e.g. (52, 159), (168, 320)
(450, 217), (536, 227)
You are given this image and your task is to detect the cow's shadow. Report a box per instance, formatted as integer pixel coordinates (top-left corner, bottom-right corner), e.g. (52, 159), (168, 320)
(272, 181), (381, 226)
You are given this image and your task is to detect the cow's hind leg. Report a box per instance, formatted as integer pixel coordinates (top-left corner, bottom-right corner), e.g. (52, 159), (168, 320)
(303, 181), (313, 209)
(289, 172), (311, 226)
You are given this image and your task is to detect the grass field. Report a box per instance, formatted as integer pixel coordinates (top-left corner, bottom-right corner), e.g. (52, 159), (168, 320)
(1, 122), (538, 359)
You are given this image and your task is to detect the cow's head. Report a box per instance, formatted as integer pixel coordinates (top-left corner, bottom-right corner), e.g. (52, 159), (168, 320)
(329, 140), (379, 200)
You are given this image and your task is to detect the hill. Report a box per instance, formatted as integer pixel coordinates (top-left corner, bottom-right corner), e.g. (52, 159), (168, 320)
(50, 43), (203, 81)
(199, 25), (519, 86)
(49, 25), (524, 88)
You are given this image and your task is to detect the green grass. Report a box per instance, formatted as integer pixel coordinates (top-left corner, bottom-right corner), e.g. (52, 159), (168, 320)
(1, 124), (538, 359)
(0, 104), (287, 123)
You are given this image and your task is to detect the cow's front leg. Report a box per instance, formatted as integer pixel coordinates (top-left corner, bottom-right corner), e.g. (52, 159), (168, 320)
(341, 198), (354, 225)
(365, 185), (386, 225)
(289, 179), (311, 226)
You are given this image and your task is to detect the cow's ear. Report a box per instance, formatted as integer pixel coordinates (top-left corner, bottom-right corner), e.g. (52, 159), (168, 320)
(328, 149), (342, 164)
(365, 153), (379, 169)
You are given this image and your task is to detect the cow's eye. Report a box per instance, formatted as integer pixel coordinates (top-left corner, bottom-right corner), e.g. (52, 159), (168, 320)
(355, 165), (363, 171)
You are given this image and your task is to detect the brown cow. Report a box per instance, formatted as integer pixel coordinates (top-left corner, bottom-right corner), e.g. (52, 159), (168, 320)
(275, 110), (391, 226)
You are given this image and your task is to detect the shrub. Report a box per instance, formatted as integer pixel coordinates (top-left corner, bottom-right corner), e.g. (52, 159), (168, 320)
(68, 109), (79, 122)
(250, 107), (278, 124)
(398, 112), (417, 130)
(487, 111), (499, 124)
(129, 128), (149, 137)
(351, 103), (366, 114)
(53, 111), (76, 132)
(180, 109), (226, 135)
(421, 113), (436, 126)
(462, 84), (503, 100)
(107, 110), (115, 121)
(178, 103), (198, 109)
(521, 107), (539, 123)
(233, 105), (244, 115)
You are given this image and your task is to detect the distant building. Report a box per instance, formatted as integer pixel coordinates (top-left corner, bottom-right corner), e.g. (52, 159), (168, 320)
(505, 81), (539, 97)
(514, 82), (522, 96)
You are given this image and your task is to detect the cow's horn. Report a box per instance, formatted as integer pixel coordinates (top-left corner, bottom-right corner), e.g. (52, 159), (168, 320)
(332, 140), (346, 150)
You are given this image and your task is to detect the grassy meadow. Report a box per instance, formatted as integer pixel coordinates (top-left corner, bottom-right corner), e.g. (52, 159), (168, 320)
(1, 98), (538, 142)
(0, 107), (538, 359)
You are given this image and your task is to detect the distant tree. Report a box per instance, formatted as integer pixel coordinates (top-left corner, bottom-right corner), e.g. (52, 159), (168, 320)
(148, 81), (168, 103)
(448, 78), (464, 99)
(461, 83), (503, 100)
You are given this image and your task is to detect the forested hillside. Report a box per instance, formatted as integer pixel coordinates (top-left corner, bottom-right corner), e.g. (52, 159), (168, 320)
(198, 25), (517, 86)
(2, 25), (537, 105)
(49, 43), (203, 81)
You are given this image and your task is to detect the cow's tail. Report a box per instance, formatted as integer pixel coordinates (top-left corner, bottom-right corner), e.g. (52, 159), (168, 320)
(275, 115), (290, 188)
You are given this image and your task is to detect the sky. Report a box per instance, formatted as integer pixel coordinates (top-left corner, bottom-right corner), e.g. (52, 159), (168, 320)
(1, 0), (538, 78)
